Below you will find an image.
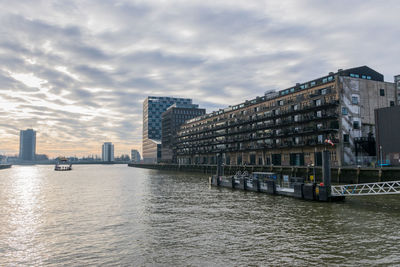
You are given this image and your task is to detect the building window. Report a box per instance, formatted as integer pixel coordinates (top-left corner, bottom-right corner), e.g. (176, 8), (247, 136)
(315, 99), (322, 106)
(353, 121), (360, 129)
(295, 136), (300, 144)
(342, 107), (348, 115)
(316, 111), (322, 117)
(380, 89), (385, 96)
(318, 135), (323, 143)
(351, 96), (359, 105)
(343, 134), (349, 143)
(390, 101), (395, 107)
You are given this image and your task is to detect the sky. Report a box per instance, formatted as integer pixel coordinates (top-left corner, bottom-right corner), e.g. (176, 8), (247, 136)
(0, 0), (399, 158)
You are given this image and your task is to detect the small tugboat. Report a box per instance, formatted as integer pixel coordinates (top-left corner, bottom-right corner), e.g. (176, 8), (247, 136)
(54, 157), (72, 171)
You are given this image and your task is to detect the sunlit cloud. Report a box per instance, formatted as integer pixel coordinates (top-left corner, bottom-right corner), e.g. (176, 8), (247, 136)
(9, 72), (47, 89)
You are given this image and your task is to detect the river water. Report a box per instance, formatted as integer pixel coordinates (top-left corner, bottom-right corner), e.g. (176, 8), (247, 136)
(1, 165), (400, 266)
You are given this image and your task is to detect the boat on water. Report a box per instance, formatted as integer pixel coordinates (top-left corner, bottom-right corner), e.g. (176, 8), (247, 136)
(55, 158), (72, 171)
(0, 164), (12, 170)
(0, 157), (12, 169)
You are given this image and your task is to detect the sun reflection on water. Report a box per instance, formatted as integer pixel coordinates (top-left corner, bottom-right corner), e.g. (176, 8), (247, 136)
(3, 166), (44, 265)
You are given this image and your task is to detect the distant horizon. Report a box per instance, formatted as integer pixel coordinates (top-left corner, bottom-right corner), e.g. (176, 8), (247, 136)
(0, 133), (139, 158)
(1, 0), (399, 157)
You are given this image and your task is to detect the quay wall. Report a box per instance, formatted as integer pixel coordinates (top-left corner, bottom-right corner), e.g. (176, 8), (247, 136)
(0, 164), (12, 170)
(128, 163), (400, 184)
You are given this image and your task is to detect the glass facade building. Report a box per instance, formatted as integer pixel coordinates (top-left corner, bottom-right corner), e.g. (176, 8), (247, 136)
(19, 129), (36, 161)
(142, 96), (193, 163)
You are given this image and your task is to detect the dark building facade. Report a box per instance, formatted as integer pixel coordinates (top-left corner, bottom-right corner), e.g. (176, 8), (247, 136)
(375, 105), (400, 166)
(161, 104), (205, 163)
(19, 129), (36, 161)
(176, 66), (396, 167)
(142, 96), (194, 163)
(395, 75), (400, 105)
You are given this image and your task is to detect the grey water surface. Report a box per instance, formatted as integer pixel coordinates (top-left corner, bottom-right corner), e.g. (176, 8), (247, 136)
(1, 165), (400, 266)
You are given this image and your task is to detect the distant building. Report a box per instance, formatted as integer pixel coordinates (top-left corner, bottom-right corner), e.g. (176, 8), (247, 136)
(131, 149), (141, 163)
(161, 104), (205, 163)
(102, 142), (114, 162)
(115, 154), (130, 162)
(35, 154), (49, 161)
(142, 96), (194, 163)
(176, 66), (396, 167)
(395, 75), (400, 105)
(19, 129), (36, 161)
(375, 105), (400, 166)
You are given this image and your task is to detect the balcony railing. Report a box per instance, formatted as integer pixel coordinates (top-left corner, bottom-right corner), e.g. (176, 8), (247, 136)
(177, 99), (339, 138)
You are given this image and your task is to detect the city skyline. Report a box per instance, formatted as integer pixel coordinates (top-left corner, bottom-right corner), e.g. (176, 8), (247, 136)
(0, 0), (399, 157)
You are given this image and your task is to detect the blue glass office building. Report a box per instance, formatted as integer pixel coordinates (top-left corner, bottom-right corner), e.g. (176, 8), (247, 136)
(142, 96), (193, 162)
(19, 129), (36, 161)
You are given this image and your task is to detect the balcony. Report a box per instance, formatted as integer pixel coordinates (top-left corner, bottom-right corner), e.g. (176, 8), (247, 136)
(177, 99), (340, 138)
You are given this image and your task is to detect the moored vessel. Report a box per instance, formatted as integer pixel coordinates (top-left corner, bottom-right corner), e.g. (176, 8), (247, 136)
(55, 158), (72, 171)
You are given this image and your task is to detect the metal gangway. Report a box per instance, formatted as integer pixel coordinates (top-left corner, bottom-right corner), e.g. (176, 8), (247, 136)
(331, 181), (400, 197)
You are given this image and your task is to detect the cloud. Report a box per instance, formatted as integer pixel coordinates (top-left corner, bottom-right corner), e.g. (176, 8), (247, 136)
(0, 0), (399, 157)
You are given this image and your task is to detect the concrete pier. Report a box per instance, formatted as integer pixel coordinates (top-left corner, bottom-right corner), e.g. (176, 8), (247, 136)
(128, 163), (400, 184)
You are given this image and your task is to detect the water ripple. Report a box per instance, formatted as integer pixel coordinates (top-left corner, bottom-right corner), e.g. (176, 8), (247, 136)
(1, 165), (400, 266)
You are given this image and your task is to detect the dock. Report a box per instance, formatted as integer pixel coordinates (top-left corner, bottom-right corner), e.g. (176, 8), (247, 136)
(210, 174), (345, 202)
(210, 151), (400, 202)
(128, 163), (400, 184)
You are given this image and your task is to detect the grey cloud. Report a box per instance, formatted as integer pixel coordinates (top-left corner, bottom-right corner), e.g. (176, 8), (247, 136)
(122, 50), (205, 67)
(1, 14), (82, 40)
(0, 0), (399, 156)
(73, 65), (114, 85)
(58, 42), (110, 61)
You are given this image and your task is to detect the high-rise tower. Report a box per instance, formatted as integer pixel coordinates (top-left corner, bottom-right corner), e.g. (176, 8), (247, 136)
(19, 129), (36, 161)
(102, 142), (114, 162)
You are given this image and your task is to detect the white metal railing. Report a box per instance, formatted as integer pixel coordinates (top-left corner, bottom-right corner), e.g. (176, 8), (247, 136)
(331, 181), (400, 196)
